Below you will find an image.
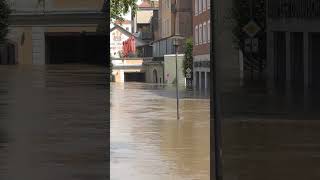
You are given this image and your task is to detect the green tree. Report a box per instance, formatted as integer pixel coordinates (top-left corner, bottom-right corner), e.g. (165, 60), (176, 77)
(110, 0), (138, 22)
(0, 0), (11, 44)
(183, 38), (193, 76)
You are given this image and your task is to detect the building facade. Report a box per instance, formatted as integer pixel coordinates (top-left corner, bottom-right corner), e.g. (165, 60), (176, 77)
(148, 0), (193, 85)
(266, 0), (320, 89)
(5, 0), (106, 65)
(133, 0), (159, 59)
(110, 24), (146, 58)
(193, 0), (210, 90)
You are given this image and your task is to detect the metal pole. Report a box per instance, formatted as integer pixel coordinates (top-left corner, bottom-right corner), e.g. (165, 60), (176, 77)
(176, 44), (180, 120)
(212, 0), (223, 179)
(174, 0), (179, 120)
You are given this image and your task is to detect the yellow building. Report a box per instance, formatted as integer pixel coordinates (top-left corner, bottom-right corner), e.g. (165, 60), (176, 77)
(4, 0), (106, 65)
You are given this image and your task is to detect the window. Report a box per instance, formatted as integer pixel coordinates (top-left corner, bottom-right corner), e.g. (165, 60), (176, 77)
(199, 0), (202, 14)
(207, 0), (210, 9)
(195, 25), (198, 45)
(199, 24), (202, 44)
(203, 0), (206, 12)
(208, 20), (210, 42)
(163, 20), (166, 37)
(166, 20), (169, 36)
(195, 0), (198, 15)
(203, 22), (207, 43)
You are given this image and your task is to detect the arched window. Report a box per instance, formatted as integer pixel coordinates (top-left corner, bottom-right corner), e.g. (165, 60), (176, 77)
(203, 0), (206, 12)
(199, 0), (202, 14)
(195, 0), (198, 15)
(203, 22), (207, 43)
(207, 0), (210, 9)
(195, 25), (198, 45)
(199, 24), (202, 44)
(208, 20), (210, 42)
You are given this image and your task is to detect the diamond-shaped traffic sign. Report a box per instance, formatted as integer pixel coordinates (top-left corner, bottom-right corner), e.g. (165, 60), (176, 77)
(186, 68), (192, 74)
(242, 20), (261, 38)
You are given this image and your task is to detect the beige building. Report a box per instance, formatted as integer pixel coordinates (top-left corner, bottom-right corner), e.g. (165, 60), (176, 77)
(148, 0), (193, 85)
(4, 0), (106, 65)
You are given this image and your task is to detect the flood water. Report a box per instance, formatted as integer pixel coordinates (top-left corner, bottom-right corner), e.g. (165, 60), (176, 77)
(110, 83), (210, 180)
(0, 65), (108, 180)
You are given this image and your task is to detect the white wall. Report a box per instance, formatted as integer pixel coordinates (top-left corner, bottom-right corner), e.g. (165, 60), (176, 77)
(110, 29), (130, 58)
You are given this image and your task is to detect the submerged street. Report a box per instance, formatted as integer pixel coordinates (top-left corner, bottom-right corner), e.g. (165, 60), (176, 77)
(110, 83), (210, 180)
(0, 65), (108, 180)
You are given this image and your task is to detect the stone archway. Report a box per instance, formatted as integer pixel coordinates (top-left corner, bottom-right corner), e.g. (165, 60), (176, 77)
(153, 69), (158, 83)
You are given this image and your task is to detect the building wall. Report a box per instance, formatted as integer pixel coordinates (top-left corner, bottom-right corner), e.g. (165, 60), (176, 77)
(7, 25), (99, 65)
(176, 0), (193, 38)
(164, 54), (185, 85)
(7, 0), (104, 65)
(153, 0), (193, 58)
(159, 0), (173, 38)
(145, 63), (164, 83)
(20, 28), (33, 64)
(192, 0), (210, 90)
(52, 0), (104, 10)
(9, 0), (104, 11)
(110, 28), (131, 58)
(214, 0), (239, 91)
(112, 59), (144, 83)
(193, 0), (210, 56)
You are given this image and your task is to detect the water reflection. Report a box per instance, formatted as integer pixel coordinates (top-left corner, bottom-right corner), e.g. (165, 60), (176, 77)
(221, 82), (320, 180)
(111, 83), (210, 180)
(0, 65), (108, 180)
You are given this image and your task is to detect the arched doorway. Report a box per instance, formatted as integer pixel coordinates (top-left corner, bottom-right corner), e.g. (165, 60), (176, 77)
(153, 69), (158, 83)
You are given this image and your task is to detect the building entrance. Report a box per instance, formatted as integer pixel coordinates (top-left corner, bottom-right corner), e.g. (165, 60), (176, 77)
(46, 33), (106, 65)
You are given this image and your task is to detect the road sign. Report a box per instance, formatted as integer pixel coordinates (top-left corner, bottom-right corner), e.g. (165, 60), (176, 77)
(245, 38), (252, 53)
(186, 68), (192, 74)
(252, 38), (259, 53)
(244, 38), (259, 53)
(186, 79), (192, 88)
(242, 20), (261, 38)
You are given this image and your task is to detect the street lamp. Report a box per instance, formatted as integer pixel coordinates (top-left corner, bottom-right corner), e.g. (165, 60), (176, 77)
(170, 34), (185, 120)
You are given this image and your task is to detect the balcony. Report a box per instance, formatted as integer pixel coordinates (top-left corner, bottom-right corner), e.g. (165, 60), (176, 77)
(141, 32), (152, 40)
(152, 37), (186, 58)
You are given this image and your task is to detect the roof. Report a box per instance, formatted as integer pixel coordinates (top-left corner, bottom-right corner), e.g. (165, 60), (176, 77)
(138, 0), (151, 8)
(110, 24), (147, 46)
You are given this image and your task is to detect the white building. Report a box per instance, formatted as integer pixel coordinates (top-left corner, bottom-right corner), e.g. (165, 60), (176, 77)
(4, 0), (106, 65)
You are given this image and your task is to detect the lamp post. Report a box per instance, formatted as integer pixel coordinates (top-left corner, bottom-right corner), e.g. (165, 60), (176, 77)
(171, 35), (184, 120)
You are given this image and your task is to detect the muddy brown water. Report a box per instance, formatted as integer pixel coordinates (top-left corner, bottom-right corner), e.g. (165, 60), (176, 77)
(0, 65), (108, 180)
(110, 83), (210, 180)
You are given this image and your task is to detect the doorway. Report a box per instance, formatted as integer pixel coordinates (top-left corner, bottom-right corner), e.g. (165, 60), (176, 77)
(124, 72), (145, 82)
